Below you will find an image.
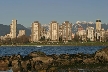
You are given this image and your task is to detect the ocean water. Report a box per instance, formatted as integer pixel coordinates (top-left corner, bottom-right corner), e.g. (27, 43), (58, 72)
(0, 46), (105, 56)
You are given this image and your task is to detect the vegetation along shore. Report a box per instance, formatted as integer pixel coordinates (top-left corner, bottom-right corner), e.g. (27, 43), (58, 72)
(1, 42), (108, 46)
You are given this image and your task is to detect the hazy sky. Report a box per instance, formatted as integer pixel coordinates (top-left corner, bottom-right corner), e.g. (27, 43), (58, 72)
(0, 0), (108, 27)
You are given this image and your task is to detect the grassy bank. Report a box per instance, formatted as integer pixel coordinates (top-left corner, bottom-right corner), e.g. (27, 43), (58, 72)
(23, 42), (108, 46)
(0, 42), (108, 46)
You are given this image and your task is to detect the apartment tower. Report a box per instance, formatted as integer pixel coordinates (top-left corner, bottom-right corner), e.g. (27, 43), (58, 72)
(10, 19), (17, 39)
(86, 27), (94, 41)
(31, 21), (41, 42)
(62, 21), (72, 41)
(96, 19), (101, 31)
(50, 21), (59, 41)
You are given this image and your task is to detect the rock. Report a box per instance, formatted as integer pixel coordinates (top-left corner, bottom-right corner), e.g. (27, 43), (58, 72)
(12, 60), (18, 65)
(70, 59), (75, 64)
(0, 60), (8, 71)
(38, 70), (46, 72)
(29, 51), (46, 57)
(75, 57), (83, 63)
(83, 58), (95, 64)
(32, 57), (53, 63)
(95, 46), (108, 62)
(48, 67), (57, 72)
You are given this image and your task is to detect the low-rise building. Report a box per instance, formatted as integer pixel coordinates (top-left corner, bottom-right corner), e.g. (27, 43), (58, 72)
(17, 30), (25, 38)
(77, 30), (86, 41)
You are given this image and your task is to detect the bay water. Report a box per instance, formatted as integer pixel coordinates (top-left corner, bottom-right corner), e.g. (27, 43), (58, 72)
(0, 46), (105, 56)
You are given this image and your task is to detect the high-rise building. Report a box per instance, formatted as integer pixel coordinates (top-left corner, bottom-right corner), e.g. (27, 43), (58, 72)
(17, 30), (25, 37)
(86, 26), (94, 41)
(105, 29), (108, 42)
(41, 26), (47, 37)
(10, 19), (17, 39)
(77, 30), (86, 41)
(77, 26), (83, 32)
(96, 19), (101, 30)
(31, 21), (41, 42)
(62, 21), (72, 41)
(95, 19), (102, 41)
(100, 28), (105, 42)
(59, 25), (62, 41)
(50, 21), (59, 41)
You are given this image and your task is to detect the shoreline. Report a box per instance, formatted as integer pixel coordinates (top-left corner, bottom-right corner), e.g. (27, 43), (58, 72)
(1, 42), (108, 46)
(0, 47), (108, 71)
(0, 45), (107, 47)
(0, 44), (108, 47)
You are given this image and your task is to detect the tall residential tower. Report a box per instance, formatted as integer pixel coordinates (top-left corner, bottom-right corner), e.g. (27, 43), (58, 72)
(62, 21), (72, 41)
(31, 21), (41, 42)
(50, 21), (59, 41)
(96, 19), (101, 31)
(10, 19), (17, 39)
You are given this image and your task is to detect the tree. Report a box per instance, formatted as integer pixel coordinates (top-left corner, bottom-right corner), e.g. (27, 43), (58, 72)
(73, 34), (80, 42)
(17, 35), (30, 44)
(11, 38), (17, 44)
(40, 36), (45, 41)
(59, 36), (62, 42)
(5, 37), (11, 44)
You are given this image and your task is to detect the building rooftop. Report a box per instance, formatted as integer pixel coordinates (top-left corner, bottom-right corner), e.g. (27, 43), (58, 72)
(96, 19), (101, 22)
(34, 21), (39, 23)
(51, 21), (57, 23)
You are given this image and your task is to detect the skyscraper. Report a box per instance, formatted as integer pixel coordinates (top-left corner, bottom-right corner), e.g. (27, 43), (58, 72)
(31, 21), (41, 42)
(96, 19), (101, 30)
(62, 21), (72, 41)
(50, 21), (59, 41)
(95, 19), (101, 41)
(10, 19), (17, 39)
(86, 26), (94, 41)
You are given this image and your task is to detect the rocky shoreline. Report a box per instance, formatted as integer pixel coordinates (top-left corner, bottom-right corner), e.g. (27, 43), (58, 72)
(0, 47), (108, 72)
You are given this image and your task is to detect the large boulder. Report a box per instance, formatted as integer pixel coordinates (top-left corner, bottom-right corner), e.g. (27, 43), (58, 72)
(83, 58), (95, 64)
(0, 60), (8, 71)
(29, 51), (46, 57)
(32, 57), (53, 63)
(94, 46), (108, 62)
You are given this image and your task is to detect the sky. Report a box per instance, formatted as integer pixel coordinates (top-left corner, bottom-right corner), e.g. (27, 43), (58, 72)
(0, 0), (108, 27)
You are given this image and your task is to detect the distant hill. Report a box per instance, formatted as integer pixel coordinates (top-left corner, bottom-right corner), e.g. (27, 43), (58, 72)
(0, 24), (10, 36)
(17, 24), (31, 36)
(0, 24), (31, 36)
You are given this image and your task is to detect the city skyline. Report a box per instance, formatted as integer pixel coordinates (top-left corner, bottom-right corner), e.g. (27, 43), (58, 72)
(0, 0), (108, 27)
(1, 19), (108, 43)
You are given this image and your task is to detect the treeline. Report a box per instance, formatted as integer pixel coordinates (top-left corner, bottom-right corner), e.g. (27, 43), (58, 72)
(1, 34), (108, 45)
(0, 35), (30, 45)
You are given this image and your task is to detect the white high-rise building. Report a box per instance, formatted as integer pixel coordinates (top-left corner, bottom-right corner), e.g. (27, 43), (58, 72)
(62, 21), (72, 41)
(50, 21), (59, 41)
(10, 19), (17, 39)
(96, 19), (101, 31)
(100, 28), (105, 42)
(86, 26), (94, 41)
(31, 21), (41, 42)
(95, 19), (102, 41)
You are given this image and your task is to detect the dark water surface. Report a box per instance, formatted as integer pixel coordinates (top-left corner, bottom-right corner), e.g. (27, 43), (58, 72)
(0, 46), (105, 56)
